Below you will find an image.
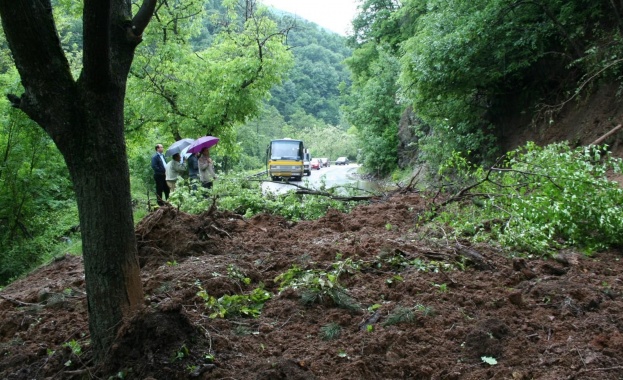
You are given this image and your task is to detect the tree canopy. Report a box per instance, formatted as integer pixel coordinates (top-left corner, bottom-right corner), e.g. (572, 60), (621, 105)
(346, 0), (623, 174)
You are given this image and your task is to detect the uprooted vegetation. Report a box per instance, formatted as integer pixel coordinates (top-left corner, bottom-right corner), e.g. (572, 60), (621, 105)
(1, 142), (623, 379)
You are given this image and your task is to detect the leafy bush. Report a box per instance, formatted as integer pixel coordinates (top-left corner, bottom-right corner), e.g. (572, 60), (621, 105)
(167, 173), (360, 221)
(196, 286), (271, 319)
(275, 258), (361, 310)
(437, 142), (623, 255)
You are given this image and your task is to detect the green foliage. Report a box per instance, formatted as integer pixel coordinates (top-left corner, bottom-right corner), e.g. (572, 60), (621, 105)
(347, 0), (623, 175)
(433, 283), (448, 293)
(227, 264), (251, 286)
(385, 275), (403, 286)
(343, 46), (401, 176)
(0, 88), (79, 285)
(0, 0), (356, 287)
(320, 322), (342, 340)
(437, 142), (623, 255)
(377, 251), (456, 273)
(166, 173), (359, 221)
(62, 339), (82, 356)
(126, 0), (294, 160)
(382, 304), (433, 327)
(196, 286), (272, 319)
(481, 356), (498, 366)
(294, 124), (359, 165)
(368, 303), (381, 312)
(268, 20), (352, 126)
(171, 344), (190, 363)
(275, 258), (361, 310)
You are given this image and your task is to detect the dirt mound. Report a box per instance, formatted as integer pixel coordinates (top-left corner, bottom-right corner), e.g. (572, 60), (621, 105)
(1, 192), (623, 379)
(103, 309), (215, 379)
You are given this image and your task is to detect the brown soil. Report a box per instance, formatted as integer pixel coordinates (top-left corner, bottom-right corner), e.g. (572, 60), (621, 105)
(1, 193), (623, 380)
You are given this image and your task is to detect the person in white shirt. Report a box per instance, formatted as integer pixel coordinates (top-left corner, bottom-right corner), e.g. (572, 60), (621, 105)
(165, 153), (187, 191)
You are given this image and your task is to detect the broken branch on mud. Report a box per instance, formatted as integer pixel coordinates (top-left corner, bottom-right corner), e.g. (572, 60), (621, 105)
(277, 180), (380, 201)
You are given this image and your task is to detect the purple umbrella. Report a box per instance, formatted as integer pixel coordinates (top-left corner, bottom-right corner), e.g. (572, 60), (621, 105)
(187, 136), (220, 154)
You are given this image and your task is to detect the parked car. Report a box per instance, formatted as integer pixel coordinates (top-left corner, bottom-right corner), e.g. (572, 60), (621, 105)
(335, 156), (349, 165)
(319, 158), (330, 167)
(310, 158), (321, 170)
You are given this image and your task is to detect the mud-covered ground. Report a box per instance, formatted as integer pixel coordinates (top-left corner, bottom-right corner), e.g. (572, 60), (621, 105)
(1, 191), (622, 379)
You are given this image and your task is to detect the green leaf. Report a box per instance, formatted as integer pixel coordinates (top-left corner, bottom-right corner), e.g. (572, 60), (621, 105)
(481, 356), (497, 365)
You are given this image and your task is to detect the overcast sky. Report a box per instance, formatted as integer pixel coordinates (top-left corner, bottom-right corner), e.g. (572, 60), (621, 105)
(260, 0), (360, 36)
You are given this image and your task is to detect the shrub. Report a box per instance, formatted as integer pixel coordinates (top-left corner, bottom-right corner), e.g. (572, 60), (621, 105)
(168, 173), (360, 221)
(436, 142), (623, 255)
(275, 258), (361, 310)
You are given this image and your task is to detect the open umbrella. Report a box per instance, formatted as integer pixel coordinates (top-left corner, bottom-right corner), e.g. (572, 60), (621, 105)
(165, 138), (195, 157)
(180, 145), (193, 158)
(187, 136), (219, 154)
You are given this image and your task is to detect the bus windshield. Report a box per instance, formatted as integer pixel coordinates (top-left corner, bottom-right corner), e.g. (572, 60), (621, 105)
(270, 140), (302, 160)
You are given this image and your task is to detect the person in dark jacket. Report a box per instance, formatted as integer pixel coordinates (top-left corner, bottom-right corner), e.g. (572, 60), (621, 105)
(186, 152), (199, 191)
(151, 144), (169, 206)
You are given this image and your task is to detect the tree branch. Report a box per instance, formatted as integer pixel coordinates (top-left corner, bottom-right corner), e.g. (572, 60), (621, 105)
(590, 124), (622, 146)
(0, 0), (76, 133)
(132, 0), (158, 38)
(259, 179), (380, 202)
(536, 59), (623, 118)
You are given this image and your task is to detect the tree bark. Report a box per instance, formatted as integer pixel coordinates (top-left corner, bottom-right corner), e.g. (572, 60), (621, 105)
(0, 0), (155, 361)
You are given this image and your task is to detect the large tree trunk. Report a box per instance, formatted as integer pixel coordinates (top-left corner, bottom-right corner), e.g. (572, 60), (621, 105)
(63, 89), (144, 359)
(0, 0), (155, 361)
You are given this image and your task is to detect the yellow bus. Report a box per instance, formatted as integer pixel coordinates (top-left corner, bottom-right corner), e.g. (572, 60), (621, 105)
(266, 138), (305, 181)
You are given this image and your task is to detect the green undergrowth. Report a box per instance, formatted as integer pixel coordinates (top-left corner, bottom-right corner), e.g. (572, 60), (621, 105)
(432, 142), (623, 256)
(196, 286), (271, 319)
(191, 254), (447, 324)
(382, 304), (435, 327)
(275, 257), (362, 310)
(166, 173), (362, 220)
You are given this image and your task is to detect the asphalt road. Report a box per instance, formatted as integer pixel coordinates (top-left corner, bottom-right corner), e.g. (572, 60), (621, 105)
(261, 163), (364, 195)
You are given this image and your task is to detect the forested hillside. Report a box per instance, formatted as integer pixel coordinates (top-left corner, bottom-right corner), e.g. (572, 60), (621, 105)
(346, 0), (623, 176)
(268, 19), (352, 126)
(235, 17), (358, 170)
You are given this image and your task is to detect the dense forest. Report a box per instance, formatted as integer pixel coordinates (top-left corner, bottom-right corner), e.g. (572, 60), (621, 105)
(346, 0), (623, 175)
(2, 0), (623, 287)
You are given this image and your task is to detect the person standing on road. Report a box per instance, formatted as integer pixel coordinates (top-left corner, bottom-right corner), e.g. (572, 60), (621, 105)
(151, 143), (169, 206)
(165, 153), (187, 192)
(198, 147), (216, 190)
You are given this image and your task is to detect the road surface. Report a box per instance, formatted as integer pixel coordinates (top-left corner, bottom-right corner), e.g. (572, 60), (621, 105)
(261, 163), (368, 195)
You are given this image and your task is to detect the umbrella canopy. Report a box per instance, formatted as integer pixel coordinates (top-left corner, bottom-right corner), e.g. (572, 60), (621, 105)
(187, 136), (219, 154)
(165, 138), (195, 157)
(180, 145), (193, 158)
